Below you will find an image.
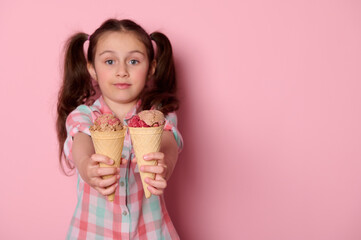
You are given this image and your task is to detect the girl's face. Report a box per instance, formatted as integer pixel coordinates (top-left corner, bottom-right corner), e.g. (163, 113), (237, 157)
(88, 31), (154, 107)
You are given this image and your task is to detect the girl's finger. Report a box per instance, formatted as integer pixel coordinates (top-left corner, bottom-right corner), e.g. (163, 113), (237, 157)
(94, 182), (118, 196)
(140, 165), (165, 175)
(143, 152), (164, 161)
(91, 154), (114, 165)
(145, 177), (167, 190)
(98, 174), (120, 188)
(91, 166), (119, 178)
(146, 184), (164, 196)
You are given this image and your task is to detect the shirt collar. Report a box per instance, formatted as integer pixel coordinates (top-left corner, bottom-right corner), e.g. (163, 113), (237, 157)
(97, 96), (141, 122)
(97, 95), (113, 114)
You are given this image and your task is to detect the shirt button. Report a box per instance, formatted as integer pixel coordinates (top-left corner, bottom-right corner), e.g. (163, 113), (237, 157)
(123, 211), (128, 216)
(119, 181), (125, 187)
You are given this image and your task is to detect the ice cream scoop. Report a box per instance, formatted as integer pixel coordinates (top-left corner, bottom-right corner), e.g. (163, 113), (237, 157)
(90, 113), (123, 131)
(128, 110), (165, 127)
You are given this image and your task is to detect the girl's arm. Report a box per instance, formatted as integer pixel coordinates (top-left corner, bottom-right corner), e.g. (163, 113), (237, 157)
(159, 130), (179, 180)
(72, 132), (121, 196)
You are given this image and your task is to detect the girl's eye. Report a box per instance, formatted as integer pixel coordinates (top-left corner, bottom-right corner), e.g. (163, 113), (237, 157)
(129, 59), (139, 65)
(105, 60), (115, 65)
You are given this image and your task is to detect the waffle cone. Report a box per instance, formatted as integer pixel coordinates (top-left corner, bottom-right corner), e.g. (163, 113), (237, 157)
(90, 128), (126, 201)
(129, 125), (163, 198)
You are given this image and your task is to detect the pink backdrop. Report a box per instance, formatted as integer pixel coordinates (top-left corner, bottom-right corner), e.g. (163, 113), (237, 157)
(1, 0), (361, 239)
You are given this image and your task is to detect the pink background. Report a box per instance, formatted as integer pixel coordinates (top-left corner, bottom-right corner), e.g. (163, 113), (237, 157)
(1, 0), (361, 239)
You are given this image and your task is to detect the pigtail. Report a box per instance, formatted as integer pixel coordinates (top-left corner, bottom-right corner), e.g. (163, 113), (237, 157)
(140, 32), (179, 114)
(56, 32), (95, 174)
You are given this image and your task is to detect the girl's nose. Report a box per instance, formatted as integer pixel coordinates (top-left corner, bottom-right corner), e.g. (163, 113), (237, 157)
(116, 62), (129, 77)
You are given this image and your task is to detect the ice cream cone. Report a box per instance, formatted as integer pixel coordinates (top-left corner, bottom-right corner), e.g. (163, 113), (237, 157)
(128, 125), (163, 198)
(90, 128), (126, 201)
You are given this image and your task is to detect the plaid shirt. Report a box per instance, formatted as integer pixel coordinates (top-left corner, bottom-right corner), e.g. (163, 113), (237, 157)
(64, 96), (183, 240)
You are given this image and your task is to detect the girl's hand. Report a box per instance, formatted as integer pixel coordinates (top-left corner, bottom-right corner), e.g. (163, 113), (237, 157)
(79, 154), (125, 197)
(72, 132), (128, 197)
(140, 152), (168, 196)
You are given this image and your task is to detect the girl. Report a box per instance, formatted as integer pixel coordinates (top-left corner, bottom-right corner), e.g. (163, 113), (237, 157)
(56, 19), (183, 239)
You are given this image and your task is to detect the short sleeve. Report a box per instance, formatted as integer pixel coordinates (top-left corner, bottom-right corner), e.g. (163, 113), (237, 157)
(164, 112), (184, 152)
(63, 105), (98, 162)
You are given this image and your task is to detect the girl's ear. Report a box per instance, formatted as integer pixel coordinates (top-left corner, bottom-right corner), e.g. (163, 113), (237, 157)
(148, 60), (157, 78)
(87, 63), (97, 81)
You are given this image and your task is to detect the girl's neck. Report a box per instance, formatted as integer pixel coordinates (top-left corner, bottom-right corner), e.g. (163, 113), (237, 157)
(103, 97), (138, 120)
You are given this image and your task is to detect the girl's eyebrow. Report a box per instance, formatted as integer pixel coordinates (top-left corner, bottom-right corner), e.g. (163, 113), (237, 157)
(129, 50), (145, 56)
(99, 50), (115, 56)
(98, 50), (145, 56)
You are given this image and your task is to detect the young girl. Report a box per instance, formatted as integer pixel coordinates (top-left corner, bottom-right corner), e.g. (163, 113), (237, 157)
(56, 19), (183, 239)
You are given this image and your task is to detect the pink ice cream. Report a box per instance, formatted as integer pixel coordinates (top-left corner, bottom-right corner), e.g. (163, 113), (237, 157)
(128, 110), (165, 127)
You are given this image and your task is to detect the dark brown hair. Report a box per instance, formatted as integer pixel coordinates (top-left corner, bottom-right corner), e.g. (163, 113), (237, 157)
(57, 19), (178, 174)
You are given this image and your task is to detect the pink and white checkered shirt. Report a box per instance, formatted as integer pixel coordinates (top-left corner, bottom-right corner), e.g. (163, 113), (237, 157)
(64, 96), (183, 239)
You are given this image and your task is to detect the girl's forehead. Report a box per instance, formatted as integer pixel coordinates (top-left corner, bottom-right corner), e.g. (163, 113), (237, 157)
(96, 31), (147, 54)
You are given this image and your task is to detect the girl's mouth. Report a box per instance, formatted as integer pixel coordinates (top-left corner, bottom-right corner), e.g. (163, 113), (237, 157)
(114, 83), (131, 89)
